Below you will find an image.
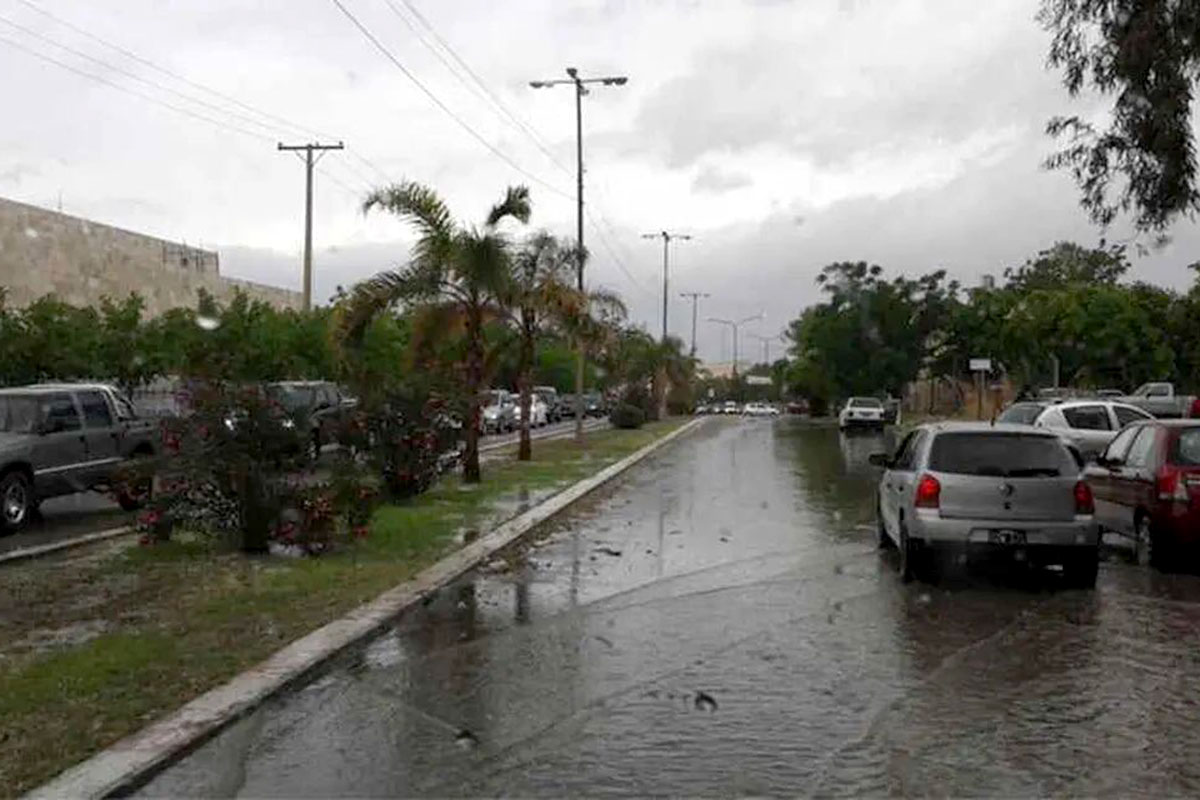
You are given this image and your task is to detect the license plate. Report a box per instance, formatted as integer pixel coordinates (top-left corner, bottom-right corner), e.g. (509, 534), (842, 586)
(988, 529), (1027, 545)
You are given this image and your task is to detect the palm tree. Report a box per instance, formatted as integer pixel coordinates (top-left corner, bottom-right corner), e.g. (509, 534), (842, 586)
(507, 233), (625, 460)
(339, 182), (530, 483)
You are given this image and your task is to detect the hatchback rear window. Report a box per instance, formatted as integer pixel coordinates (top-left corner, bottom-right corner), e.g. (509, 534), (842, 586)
(929, 432), (1077, 477)
(996, 403), (1045, 425)
(849, 397), (882, 408)
(1174, 429), (1200, 466)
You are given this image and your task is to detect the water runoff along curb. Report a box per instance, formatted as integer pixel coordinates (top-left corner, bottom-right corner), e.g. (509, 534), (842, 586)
(28, 417), (706, 800)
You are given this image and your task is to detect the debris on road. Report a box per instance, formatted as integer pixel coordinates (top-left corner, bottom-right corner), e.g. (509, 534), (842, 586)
(694, 691), (718, 712)
(594, 546), (623, 557)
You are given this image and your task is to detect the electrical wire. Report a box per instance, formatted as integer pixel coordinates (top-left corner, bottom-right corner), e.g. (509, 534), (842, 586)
(13, 0), (395, 184)
(385, 0), (572, 177)
(327, 0), (572, 201)
(586, 211), (655, 297)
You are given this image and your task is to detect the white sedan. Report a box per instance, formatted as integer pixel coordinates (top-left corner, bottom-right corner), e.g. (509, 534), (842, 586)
(742, 402), (780, 417)
(838, 397), (886, 430)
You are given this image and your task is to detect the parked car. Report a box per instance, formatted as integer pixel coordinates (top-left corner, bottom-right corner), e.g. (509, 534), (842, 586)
(481, 390), (517, 434)
(0, 384), (158, 532)
(529, 395), (549, 427)
(870, 422), (1099, 585)
(882, 397), (902, 425)
(786, 398), (810, 415)
(533, 386), (561, 423)
(721, 401), (741, 415)
(997, 399), (1153, 459)
(582, 392), (607, 418)
(742, 402), (780, 417)
(838, 397), (885, 430)
(1117, 382), (1200, 419)
(265, 381), (356, 460)
(1084, 420), (1200, 567)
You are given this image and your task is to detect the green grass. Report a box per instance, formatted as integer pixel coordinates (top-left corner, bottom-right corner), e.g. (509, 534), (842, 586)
(0, 419), (686, 795)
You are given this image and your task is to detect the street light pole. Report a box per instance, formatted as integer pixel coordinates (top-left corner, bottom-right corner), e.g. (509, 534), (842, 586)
(530, 68), (628, 442)
(708, 313), (763, 378)
(679, 291), (710, 357)
(642, 230), (692, 343)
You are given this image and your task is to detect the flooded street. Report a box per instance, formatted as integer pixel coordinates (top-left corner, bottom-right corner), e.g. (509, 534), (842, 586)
(141, 418), (1200, 798)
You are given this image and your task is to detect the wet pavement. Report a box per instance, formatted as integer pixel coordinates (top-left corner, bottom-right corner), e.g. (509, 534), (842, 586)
(140, 418), (1200, 798)
(0, 493), (128, 556)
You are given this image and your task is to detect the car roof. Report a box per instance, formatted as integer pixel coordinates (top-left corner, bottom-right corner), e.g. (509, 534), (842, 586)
(920, 421), (1062, 437)
(1149, 419), (1200, 428)
(0, 383), (117, 395)
(1046, 398), (1138, 409)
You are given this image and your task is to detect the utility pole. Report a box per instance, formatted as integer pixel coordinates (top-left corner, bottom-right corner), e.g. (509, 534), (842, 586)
(278, 141), (344, 311)
(708, 313), (763, 378)
(679, 291), (710, 357)
(747, 332), (781, 365)
(641, 231), (691, 342)
(530, 68), (627, 441)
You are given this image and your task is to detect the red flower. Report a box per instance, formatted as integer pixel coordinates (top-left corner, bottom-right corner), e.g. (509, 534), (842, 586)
(352, 525), (369, 540)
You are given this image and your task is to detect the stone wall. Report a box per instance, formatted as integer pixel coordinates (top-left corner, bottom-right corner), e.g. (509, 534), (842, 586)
(0, 196), (302, 315)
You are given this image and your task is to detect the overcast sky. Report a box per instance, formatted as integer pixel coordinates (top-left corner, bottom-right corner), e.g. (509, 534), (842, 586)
(2, 0), (1199, 363)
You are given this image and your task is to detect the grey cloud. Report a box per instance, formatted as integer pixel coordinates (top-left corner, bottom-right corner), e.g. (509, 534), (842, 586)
(692, 164), (753, 193)
(220, 240), (408, 306)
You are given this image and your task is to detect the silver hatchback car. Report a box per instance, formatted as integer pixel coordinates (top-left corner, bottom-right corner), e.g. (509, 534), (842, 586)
(870, 422), (1099, 586)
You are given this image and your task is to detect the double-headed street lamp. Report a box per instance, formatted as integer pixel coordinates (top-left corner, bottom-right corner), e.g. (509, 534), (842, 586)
(708, 313), (764, 378)
(641, 230), (692, 343)
(529, 67), (627, 441)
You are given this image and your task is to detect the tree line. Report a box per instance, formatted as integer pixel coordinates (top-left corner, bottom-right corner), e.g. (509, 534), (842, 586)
(784, 241), (1200, 411)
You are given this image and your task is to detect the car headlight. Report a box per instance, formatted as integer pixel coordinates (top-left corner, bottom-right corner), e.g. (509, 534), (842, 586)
(282, 418), (296, 429)
(223, 416), (236, 431)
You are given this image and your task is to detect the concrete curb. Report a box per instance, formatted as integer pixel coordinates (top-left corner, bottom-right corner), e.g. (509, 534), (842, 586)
(28, 417), (705, 800)
(0, 525), (134, 566)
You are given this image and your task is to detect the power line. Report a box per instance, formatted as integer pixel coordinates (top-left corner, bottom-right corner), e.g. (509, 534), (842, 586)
(13, 0), (395, 184)
(327, 0), (572, 201)
(387, 0), (572, 177)
(585, 211), (654, 297)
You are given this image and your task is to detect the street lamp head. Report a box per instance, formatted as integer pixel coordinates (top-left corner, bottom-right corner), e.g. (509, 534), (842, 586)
(529, 81), (546, 88)
(566, 67), (578, 78)
(603, 76), (629, 86)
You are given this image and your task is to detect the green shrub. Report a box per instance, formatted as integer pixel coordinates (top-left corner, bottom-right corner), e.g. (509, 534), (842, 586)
(609, 402), (645, 429)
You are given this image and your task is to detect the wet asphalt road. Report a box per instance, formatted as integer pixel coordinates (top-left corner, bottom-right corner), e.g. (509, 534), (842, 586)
(141, 417), (1200, 798)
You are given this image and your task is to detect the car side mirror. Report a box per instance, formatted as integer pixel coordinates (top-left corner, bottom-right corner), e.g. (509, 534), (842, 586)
(868, 453), (891, 468)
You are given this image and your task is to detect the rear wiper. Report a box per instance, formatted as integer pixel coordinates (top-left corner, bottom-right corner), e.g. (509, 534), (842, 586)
(1006, 468), (1060, 477)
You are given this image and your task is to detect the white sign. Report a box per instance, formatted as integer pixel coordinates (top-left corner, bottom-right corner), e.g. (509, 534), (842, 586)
(969, 358), (992, 372)
(745, 376), (773, 386)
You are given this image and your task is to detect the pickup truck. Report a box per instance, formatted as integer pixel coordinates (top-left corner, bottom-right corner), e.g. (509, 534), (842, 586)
(0, 383), (158, 533)
(1117, 382), (1200, 419)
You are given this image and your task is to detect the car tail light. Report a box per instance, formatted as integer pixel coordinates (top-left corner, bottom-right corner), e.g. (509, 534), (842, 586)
(1074, 480), (1095, 515)
(1157, 465), (1191, 503)
(1191, 396), (1200, 419)
(914, 474), (940, 509)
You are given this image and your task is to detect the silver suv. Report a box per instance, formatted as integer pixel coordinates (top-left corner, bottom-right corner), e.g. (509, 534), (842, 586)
(0, 384), (158, 533)
(870, 422), (1099, 586)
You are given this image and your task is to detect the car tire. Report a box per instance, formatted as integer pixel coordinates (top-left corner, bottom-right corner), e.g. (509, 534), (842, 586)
(898, 521), (919, 583)
(877, 498), (893, 550)
(1065, 548), (1099, 588)
(0, 470), (34, 534)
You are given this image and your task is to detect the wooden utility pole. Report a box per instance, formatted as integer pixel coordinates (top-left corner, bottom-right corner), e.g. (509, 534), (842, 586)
(278, 141), (344, 310)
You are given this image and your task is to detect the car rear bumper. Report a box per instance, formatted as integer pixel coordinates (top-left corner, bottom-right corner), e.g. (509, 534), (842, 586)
(910, 512), (1099, 547)
(841, 417), (884, 427)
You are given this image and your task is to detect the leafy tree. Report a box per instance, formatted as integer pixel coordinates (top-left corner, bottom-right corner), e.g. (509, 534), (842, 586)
(341, 181), (531, 483)
(1040, 0), (1200, 232)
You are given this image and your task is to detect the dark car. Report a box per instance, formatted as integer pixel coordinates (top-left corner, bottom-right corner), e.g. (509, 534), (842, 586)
(583, 392), (607, 418)
(1084, 420), (1200, 568)
(0, 384), (158, 532)
(534, 386), (562, 424)
(266, 381), (357, 459)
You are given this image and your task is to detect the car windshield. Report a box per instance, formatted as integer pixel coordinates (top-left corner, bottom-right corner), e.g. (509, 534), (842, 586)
(996, 403), (1047, 425)
(929, 432), (1077, 477)
(267, 385), (315, 412)
(0, 395), (39, 433)
(849, 397), (882, 408)
(1175, 429), (1200, 466)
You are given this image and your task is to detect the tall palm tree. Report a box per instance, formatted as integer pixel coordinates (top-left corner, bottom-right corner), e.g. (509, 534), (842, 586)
(339, 182), (530, 483)
(507, 233), (625, 460)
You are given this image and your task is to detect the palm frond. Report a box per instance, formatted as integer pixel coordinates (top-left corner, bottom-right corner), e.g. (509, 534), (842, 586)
(486, 185), (531, 228)
(335, 263), (432, 346)
(363, 182), (456, 266)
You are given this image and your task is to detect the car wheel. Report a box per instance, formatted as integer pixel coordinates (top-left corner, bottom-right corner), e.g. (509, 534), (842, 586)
(0, 471), (33, 534)
(898, 521), (919, 583)
(1065, 548), (1099, 588)
(877, 498), (893, 550)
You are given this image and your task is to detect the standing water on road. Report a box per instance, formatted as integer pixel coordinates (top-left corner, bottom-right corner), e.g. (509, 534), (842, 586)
(141, 418), (1200, 798)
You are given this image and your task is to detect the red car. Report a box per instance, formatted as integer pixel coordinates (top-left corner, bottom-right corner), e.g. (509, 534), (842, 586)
(1084, 420), (1200, 567)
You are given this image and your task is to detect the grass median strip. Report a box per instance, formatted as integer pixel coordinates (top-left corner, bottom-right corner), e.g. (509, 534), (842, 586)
(0, 419), (685, 796)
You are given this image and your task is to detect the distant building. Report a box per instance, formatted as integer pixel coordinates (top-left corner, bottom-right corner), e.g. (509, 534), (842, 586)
(980, 274), (996, 290)
(702, 362), (737, 379)
(0, 196), (301, 315)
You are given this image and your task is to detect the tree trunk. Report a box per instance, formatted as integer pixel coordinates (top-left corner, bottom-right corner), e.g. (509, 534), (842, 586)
(462, 311), (484, 483)
(518, 319), (535, 462)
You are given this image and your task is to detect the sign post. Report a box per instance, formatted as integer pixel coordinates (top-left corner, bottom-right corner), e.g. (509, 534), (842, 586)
(969, 358), (992, 420)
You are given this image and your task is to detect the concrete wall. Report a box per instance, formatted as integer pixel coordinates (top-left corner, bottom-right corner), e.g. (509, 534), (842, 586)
(0, 196), (302, 315)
